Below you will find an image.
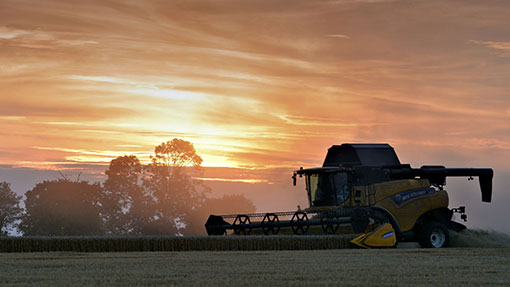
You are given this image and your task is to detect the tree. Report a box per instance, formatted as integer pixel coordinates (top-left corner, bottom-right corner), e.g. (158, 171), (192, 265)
(102, 139), (234, 235)
(153, 138), (203, 168)
(103, 155), (154, 235)
(20, 180), (104, 236)
(143, 138), (208, 234)
(0, 182), (22, 236)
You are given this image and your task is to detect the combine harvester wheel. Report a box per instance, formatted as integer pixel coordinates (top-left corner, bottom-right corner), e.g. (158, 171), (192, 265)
(418, 221), (450, 248)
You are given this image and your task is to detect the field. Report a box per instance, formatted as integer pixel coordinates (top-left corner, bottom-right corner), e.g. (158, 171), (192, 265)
(1, 231), (509, 286)
(1, 248), (509, 286)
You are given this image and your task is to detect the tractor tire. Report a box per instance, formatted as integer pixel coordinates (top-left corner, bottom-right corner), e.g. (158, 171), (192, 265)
(418, 221), (450, 248)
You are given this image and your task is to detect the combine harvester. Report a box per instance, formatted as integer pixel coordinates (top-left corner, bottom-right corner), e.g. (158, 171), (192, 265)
(205, 144), (493, 248)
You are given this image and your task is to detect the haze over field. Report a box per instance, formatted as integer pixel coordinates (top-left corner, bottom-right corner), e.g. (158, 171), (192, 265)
(1, 0), (509, 232)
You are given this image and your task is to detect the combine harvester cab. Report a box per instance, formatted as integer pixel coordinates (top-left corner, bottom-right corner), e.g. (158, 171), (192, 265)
(205, 144), (493, 248)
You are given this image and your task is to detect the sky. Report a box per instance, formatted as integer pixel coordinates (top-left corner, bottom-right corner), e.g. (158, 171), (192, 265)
(1, 0), (509, 232)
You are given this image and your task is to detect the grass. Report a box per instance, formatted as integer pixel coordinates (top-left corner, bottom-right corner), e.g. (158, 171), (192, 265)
(0, 248), (509, 286)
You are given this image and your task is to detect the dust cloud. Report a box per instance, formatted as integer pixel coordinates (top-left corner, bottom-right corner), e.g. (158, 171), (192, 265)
(450, 229), (510, 248)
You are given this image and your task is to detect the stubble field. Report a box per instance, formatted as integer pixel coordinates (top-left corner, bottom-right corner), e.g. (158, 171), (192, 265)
(1, 248), (509, 286)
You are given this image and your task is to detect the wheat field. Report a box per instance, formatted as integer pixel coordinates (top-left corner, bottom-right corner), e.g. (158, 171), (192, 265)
(0, 235), (353, 252)
(0, 248), (509, 286)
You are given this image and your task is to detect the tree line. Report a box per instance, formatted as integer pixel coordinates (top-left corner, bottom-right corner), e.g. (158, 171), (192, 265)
(0, 139), (255, 236)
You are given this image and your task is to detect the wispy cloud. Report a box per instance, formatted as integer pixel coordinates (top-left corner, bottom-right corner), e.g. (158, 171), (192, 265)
(66, 75), (207, 100)
(470, 40), (510, 57)
(0, 26), (29, 39)
(66, 75), (133, 84)
(326, 34), (350, 39)
(0, 26), (97, 49)
(194, 177), (272, 184)
(277, 115), (359, 127)
(32, 146), (152, 163)
(54, 39), (98, 46)
(0, 116), (26, 121)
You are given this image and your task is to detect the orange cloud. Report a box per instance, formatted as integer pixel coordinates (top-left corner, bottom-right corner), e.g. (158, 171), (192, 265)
(0, 0), (509, 175)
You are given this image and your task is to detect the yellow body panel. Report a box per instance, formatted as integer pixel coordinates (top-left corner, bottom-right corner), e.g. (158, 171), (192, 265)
(347, 179), (430, 206)
(377, 190), (448, 232)
(342, 179), (449, 232)
(350, 223), (396, 248)
(373, 179), (430, 202)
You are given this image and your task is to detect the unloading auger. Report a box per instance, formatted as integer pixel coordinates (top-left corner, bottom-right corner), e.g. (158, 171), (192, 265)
(205, 144), (493, 248)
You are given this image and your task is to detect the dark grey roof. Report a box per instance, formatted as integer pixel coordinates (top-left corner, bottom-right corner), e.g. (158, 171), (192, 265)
(322, 143), (401, 167)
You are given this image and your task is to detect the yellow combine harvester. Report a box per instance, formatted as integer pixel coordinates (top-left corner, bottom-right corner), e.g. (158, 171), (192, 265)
(205, 144), (493, 248)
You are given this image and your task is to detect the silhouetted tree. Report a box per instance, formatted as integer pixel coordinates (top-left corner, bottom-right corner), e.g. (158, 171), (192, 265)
(20, 180), (104, 236)
(143, 138), (208, 234)
(0, 182), (22, 236)
(103, 139), (248, 235)
(185, 194), (256, 235)
(103, 155), (154, 234)
(153, 138), (203, 168)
